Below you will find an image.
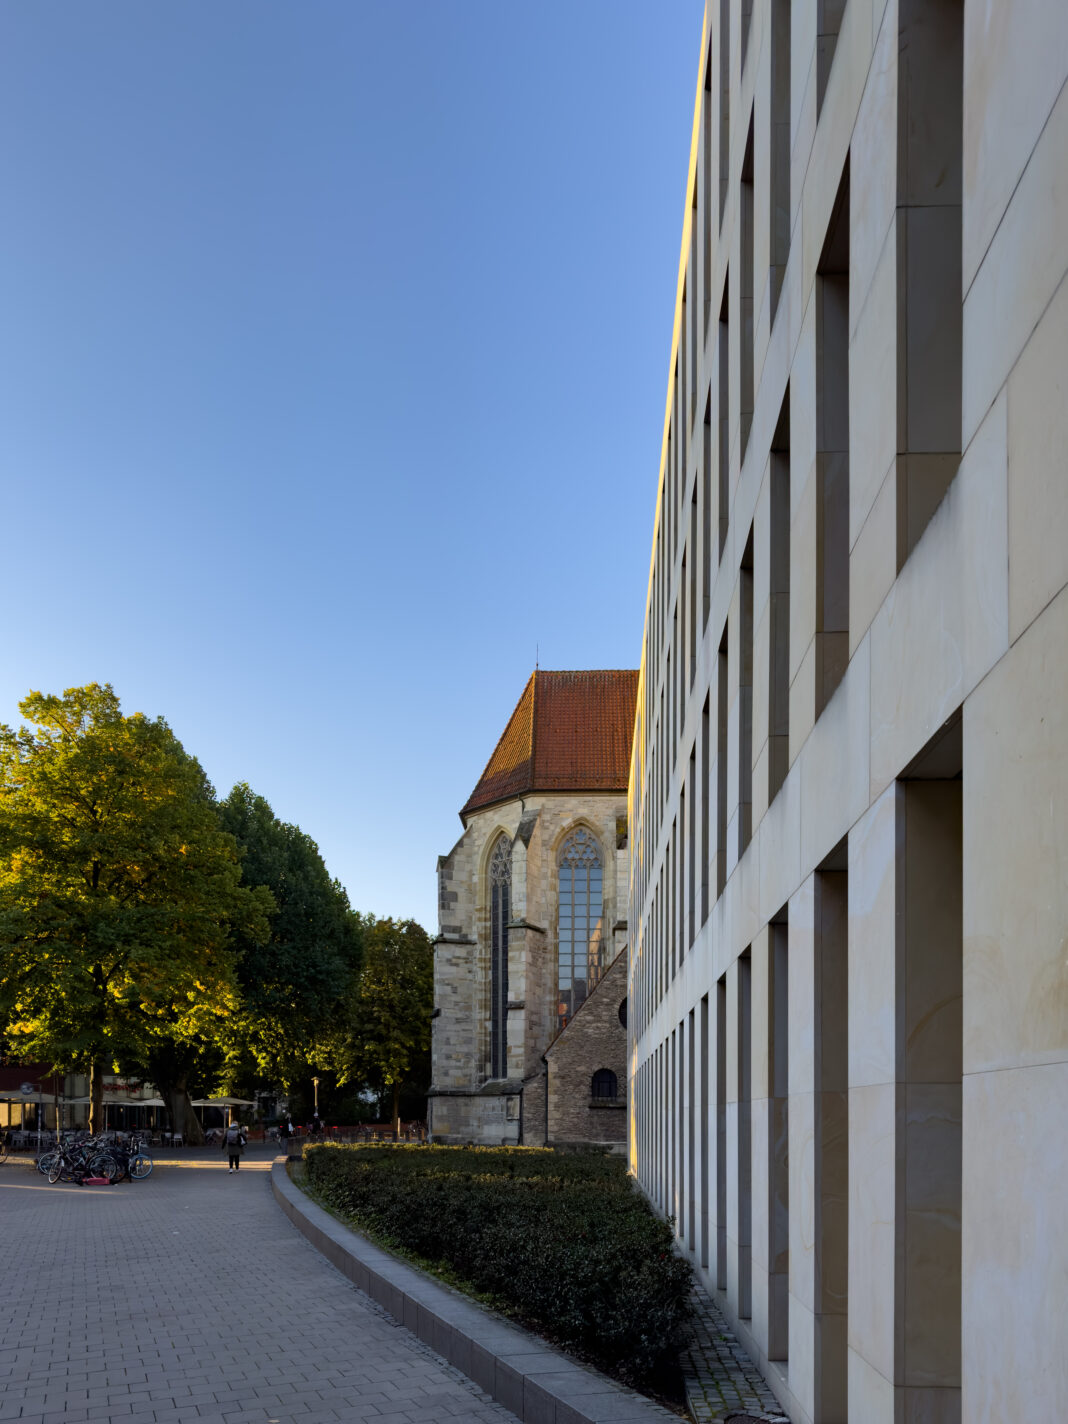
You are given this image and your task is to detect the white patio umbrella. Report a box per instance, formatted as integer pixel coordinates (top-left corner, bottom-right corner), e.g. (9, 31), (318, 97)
(1, 1088), (66, 1141)
(189, 1095), (257, 1131)
(190, 1097), (256, 1107)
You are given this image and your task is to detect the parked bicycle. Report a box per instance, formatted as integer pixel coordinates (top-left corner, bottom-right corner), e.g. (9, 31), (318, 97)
(99, 1140), (153, 1182)
(35, 1132), (85, 1178)
(36, 1131), (153, 1184)
(45, 1138), (98, 1185)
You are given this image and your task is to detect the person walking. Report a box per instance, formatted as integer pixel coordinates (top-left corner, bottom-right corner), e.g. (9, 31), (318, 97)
(222, 1119), (247, 1173)
(278, 1115), (292, 1154)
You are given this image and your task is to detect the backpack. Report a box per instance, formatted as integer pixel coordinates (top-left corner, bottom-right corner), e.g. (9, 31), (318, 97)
(225, 1125), (242, 1147)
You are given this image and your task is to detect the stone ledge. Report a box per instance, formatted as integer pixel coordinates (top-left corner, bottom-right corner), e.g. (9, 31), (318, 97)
(428, 1080), (524, 1098)
(270, 1158), (676, 1424)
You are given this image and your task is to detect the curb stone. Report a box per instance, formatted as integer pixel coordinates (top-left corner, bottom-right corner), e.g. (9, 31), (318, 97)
(270, 1158), (679, 1424)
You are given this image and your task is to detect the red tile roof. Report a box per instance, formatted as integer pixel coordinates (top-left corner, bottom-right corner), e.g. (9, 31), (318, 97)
(461, 669), (638, 821)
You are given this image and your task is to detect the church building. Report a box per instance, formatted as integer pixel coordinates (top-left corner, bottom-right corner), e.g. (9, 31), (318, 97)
(429, 669), (636, 1147)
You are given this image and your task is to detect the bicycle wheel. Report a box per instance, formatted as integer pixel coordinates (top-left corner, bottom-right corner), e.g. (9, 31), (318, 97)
(129, 1154), (153, 1180)
(37, 1151), (59, 1176)
(91, 1152), (123, 1183)
(47, 1160), (63, 1184)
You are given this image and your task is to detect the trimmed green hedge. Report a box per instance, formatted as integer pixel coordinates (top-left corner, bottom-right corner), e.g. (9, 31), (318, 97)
(303, 1144), (691, 1385)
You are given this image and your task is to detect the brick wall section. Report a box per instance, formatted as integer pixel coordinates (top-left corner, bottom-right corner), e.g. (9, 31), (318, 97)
(545, 951), (628, 1147)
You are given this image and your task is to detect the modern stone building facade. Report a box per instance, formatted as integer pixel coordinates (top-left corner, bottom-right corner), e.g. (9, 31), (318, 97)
(430, 670), (634, 1148)
(628, 4), (1068, 1422)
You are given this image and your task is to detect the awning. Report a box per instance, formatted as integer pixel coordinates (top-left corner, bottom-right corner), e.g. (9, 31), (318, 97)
(60, 1096), (164, 1109)
(191, 1096), (256, 1108)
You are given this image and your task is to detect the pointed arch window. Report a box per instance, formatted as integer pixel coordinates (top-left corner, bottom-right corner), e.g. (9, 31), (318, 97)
(557, 827), (604, 1031)
(489, 836), (511, 1078)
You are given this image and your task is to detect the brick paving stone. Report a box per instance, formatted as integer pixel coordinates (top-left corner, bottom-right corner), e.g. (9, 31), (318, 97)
(0, 1151), (518, 1424)
(678, 1285), (789, 1424)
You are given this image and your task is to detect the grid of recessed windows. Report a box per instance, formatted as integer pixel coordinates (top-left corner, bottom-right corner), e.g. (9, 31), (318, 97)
(557, 828), (604, 1031)
(489, 835), (511, 1078)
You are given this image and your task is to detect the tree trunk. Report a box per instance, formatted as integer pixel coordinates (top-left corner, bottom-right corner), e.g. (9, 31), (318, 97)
(168, 1076), (205, 1145)
(89, 1058), (105, 1136)
(147, 1046), (204, 1143)
(392, 1082), (400, 1141)
(181, 1092), (205, 1145)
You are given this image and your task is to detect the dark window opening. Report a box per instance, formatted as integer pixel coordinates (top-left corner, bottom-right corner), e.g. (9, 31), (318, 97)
(740, 114), (755, 462)
(817, 1), (845, 117)
(718, 276), (730, 560)
(769, 388), (791, 802)
(770, 1), (791, 324)
(739, 526), (754, 855)
(489, 836), (511, 1079)
(816, 160), (850, 715)
(719, 0), (730, 225)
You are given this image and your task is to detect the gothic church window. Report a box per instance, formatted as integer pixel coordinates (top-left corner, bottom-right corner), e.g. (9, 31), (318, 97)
(489, 836), (511, 1079)
(591, 1069), (618, 1100)
(557, 827), (604, 1031)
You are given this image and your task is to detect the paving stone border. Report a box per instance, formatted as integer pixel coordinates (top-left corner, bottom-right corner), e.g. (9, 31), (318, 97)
(271, 1157), (679, 1424)
(678, 1286), (789, 1423)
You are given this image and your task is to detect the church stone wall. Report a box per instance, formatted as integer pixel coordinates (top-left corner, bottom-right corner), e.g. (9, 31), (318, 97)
(545, 951), (628, 1148)
(430, 790), (628, 1146)
(429, 930), (478, 1094)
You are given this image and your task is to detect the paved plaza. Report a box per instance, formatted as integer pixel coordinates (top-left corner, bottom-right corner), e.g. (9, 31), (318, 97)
(0, 1148), (517, 1424)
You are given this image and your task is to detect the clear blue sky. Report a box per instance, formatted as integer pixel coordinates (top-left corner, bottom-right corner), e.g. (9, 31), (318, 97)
(0, 2), (701, 931)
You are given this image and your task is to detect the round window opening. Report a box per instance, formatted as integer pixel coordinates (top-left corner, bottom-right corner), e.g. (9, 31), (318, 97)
(618, 997), (628, 1028)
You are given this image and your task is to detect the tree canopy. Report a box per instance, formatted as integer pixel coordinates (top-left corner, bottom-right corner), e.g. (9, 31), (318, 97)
(326, 916), (433, 1133)
(216, 783), (362, 1085)
(0, 684), (273, 1132)
(0, 683), (436, 1136)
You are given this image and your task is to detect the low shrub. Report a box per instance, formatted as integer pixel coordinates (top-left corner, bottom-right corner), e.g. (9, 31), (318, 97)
(303, 1144), (691, 1385)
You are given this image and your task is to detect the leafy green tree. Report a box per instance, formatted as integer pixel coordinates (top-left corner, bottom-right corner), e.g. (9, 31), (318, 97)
(216, 784), (362, 1086)
(328, 917), (433, 1136)
(0, 684), (273, 1135)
